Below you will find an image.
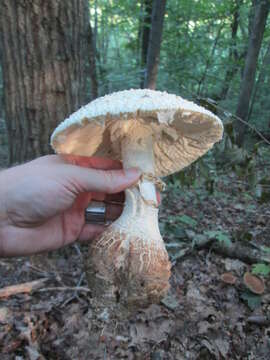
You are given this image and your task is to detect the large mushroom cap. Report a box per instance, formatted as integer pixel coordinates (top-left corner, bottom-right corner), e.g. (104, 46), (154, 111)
(51, 89), (223, 176)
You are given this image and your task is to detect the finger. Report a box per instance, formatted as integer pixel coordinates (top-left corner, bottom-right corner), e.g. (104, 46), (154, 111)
(106, 203), (123, 221)
(63, 166), (141, 194)
(62, 155), (123, 170)
(78, 224), (106, 242)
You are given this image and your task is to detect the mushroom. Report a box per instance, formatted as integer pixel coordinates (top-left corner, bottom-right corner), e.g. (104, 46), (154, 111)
(243, 272), (265, 295)
(51, 89), (223, 306)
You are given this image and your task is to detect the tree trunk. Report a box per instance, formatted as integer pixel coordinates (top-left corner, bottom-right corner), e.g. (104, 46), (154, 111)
(88, 23), (98, 100)
(97, 9), (109, 94)
(144, 0), (167, 89)
(248, 40), (270, 122)
(235, 0), (269, 145)
(218, 0), (242, 100)
(91, 0), (107, 95)
(0, 0), (89, 164)
(140, 0), (153, 88)
(197, 22), (224, 97)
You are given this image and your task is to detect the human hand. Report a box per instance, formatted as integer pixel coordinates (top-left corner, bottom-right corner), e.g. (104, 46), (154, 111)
(0, 155), (141, 257)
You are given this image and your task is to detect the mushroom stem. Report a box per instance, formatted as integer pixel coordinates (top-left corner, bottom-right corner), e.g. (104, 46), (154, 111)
(121, 129), (157, 205)
(115, 126), (162, 238)
(86, 122), (170, 306)
(114, 187), (161, 241)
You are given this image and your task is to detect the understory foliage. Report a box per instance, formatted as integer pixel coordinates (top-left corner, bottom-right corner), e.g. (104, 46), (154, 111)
(89, 0), (270, 132)
(89, 0), (270, 200)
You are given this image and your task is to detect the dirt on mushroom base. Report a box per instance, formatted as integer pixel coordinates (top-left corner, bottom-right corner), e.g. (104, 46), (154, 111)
(0, 166), (269, 359)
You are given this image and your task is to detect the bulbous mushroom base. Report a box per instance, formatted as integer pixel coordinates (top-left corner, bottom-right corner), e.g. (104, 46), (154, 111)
(85, 226), (171, 308)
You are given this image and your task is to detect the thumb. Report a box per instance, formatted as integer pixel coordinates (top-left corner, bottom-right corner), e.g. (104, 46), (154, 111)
(62, 165), (141, 194)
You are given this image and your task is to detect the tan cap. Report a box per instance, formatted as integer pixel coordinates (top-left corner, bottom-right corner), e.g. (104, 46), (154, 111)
(51, 89), (223, 177)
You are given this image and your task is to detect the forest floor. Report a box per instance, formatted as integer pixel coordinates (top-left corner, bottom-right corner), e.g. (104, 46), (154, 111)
(0, 124), (269, 359)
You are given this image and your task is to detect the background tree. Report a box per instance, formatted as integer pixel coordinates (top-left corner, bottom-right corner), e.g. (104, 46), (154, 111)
(248, 39), (270, 122)
(235, 0), (270, 145)
(88, 22), (99, 99)
(144, 0), (167, 89)
(217, 0), (243, 101)
(0, 0), (90, 164)
(140, 0), (153, 88)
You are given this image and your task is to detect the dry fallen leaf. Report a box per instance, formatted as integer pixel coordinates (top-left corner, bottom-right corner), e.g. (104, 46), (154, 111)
(220, 272), (237, 285)
(129, 318), (173, 346)
(243, 272), (265, 295)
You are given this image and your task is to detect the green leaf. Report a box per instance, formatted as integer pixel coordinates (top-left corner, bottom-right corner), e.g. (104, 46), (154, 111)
(204, 230), (232, 246)
(178, 215), (197, 228)
(252, 263), (270, 277)
(261, 246), (270, 254)
(240, 292), (261, 310)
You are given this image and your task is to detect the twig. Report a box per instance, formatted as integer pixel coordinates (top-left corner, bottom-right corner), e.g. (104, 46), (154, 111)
(73, 244), (83, 260)
(36, 286), (90, 293)
(200, 95), (270, 145)
(60, 272), (87, 308)
(227, 112), (270, 146)
(194, 238), (270, 265)
(247, 315), (270, 326)
(0, 278), (48, 299)
(172, 237), (270, 265)
(229, 179), (270, 188)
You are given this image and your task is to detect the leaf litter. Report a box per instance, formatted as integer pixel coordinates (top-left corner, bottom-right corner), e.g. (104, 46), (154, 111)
(0, 176), (269, 359)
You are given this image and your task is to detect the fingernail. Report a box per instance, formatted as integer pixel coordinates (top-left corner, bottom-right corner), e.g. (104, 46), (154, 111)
(125, 167), (142, 180)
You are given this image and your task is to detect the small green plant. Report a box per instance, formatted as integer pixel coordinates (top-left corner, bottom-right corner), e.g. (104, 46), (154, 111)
(252, 263), (270, 277)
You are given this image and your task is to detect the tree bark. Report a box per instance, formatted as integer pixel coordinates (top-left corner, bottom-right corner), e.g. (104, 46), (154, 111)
(0, 0), (89, 164)
(140, 0), (153, 88)
(144, 0), (167, 89)
(88, 23), (98, 100)
(235, 0), (269, 146)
